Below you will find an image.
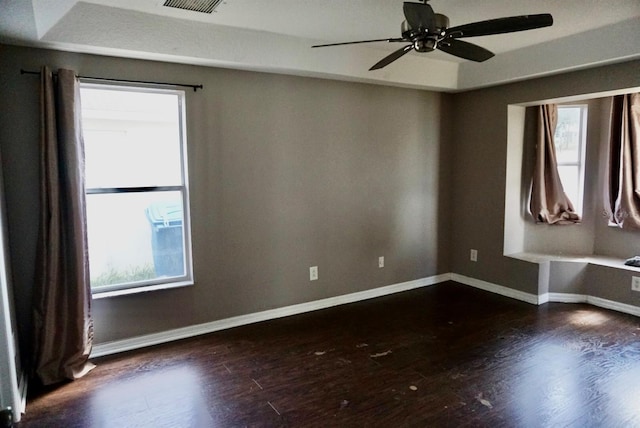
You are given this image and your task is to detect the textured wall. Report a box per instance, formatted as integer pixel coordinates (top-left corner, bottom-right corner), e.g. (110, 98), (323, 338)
(0, 44), (452, 346)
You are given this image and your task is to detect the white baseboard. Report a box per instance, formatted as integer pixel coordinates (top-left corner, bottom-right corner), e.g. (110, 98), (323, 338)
(450, 273), (540, 305)
(548, 293), (640, 317)
(537, 293), (550, 304)
(547, 292), (587, 304)
(92, 272), (640, 359)
(587, 296), (640, 317)
(91, 273), (452, 358)
(453, 277), (640, 317)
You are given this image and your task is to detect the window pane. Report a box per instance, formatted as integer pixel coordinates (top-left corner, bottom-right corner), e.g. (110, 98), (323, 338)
(87, 191), (186, 288)
(554, 107), (581, 164)
(81, 88), (183, 188)
(557, 165), (580, 208)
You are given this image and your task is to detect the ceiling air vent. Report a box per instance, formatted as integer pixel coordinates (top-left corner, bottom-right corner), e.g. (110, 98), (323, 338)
(162, 0), (223, 14)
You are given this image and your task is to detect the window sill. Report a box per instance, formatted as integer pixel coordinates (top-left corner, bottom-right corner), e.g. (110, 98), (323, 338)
(92, 280), (194, 300)
(507, 252), (640, 272)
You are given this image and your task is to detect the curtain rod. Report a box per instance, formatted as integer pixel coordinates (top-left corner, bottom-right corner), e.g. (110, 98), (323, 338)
(20, 69), (203, 92)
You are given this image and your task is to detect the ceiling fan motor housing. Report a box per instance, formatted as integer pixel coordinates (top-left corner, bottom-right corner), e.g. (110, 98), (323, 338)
(414, 39), (435, 52)
(402, 12), (450, 51)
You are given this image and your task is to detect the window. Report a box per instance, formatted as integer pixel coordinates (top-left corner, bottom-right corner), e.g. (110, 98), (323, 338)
(80, 84), (192, 295)
(554, 105), (587, 216)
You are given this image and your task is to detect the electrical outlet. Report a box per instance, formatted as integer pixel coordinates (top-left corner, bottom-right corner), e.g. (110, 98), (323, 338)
(470, 249), (478, 262)
(378, 256), (384, 268)
(310, 266), (318, 281)
(632, 276), (640, 291)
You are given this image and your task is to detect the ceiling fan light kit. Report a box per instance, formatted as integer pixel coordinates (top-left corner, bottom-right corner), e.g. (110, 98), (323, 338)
(312, 1), (553, 71)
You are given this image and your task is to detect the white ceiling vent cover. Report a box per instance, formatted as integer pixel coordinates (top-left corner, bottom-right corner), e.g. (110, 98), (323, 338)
(162, 0), (223, 14)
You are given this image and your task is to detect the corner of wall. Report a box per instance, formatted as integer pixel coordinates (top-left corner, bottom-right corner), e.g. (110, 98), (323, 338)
(504, 105), (527, 255)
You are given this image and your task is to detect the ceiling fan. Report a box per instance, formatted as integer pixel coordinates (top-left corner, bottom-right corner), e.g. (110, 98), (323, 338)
(312, 1), (553, 70)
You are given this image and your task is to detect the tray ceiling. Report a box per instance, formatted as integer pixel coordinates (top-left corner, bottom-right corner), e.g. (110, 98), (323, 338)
(1, 0), (639, 91)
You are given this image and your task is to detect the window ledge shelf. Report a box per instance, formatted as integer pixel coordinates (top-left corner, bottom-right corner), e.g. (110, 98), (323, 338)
(92, 280), (194, 300)
(507, 252), (640, 272)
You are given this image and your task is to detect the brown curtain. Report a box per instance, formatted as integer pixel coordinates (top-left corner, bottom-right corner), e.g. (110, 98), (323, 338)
(529, 104), (581, 224)
(32, 67), (94, 385)
(606, 93), (640, 229)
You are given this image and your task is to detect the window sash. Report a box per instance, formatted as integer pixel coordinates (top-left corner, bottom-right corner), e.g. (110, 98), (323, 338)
(86, 189), (192, 295)
(80, 83), (193, 295)
(555, 104), (587, 216)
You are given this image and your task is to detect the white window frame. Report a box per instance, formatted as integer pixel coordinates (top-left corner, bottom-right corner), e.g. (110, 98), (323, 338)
(555, 104), (588, 216)
(80, 83), (194, 298)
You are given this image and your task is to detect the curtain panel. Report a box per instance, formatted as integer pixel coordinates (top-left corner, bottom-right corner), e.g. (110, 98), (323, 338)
(32, 67), (94, 385)
(529, 104), (581, 225)
(605, 93), (640, 230)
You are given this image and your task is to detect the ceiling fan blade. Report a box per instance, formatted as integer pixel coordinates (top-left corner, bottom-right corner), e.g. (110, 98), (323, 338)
(403, 2), (436, 31)
(312, 38), (405, 48)
(445, 13), (553, 38)
(437, 39), (494, 62)
(370, 45), (414, 71)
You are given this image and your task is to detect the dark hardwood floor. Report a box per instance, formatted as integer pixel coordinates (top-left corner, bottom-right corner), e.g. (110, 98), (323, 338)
(18, 281), (640, 427)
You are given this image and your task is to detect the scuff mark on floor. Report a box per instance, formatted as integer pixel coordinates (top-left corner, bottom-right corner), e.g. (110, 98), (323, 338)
(222, 363), (232, 374)
(252, 378), (263, 390)
(409, 385), (418, 391)
(314, 348), (334, 356)
(370, 350), (392, 358)
(340, 399), (349, 409)
(476, 393), (493, 409)
(267, 401), (281, 415)
(356, 343), (369, 348)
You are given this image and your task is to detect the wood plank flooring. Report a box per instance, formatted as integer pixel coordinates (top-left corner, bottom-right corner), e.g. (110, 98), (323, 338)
(18, 281), (640, 427)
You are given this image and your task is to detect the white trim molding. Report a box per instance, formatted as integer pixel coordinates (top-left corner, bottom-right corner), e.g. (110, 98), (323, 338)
(450, 273), (540, 305)
(91, 272), (640, 359)
(453, 275), (640, 316)
(91, 273), (452, 358)
(546, 293), (586, 304)
(547, 293), (640, 317)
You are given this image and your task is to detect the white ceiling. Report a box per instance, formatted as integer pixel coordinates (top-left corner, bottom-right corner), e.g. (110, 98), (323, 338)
(1, 0), (639, 91)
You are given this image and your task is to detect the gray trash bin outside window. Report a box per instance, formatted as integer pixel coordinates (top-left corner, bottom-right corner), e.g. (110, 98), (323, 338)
(145, 201), (185, 277)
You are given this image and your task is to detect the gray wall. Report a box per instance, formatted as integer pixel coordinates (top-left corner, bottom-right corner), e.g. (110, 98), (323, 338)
(2, 41), (639, 354)
(0, 44), (452, 346)
(450, 59), (640, 298)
